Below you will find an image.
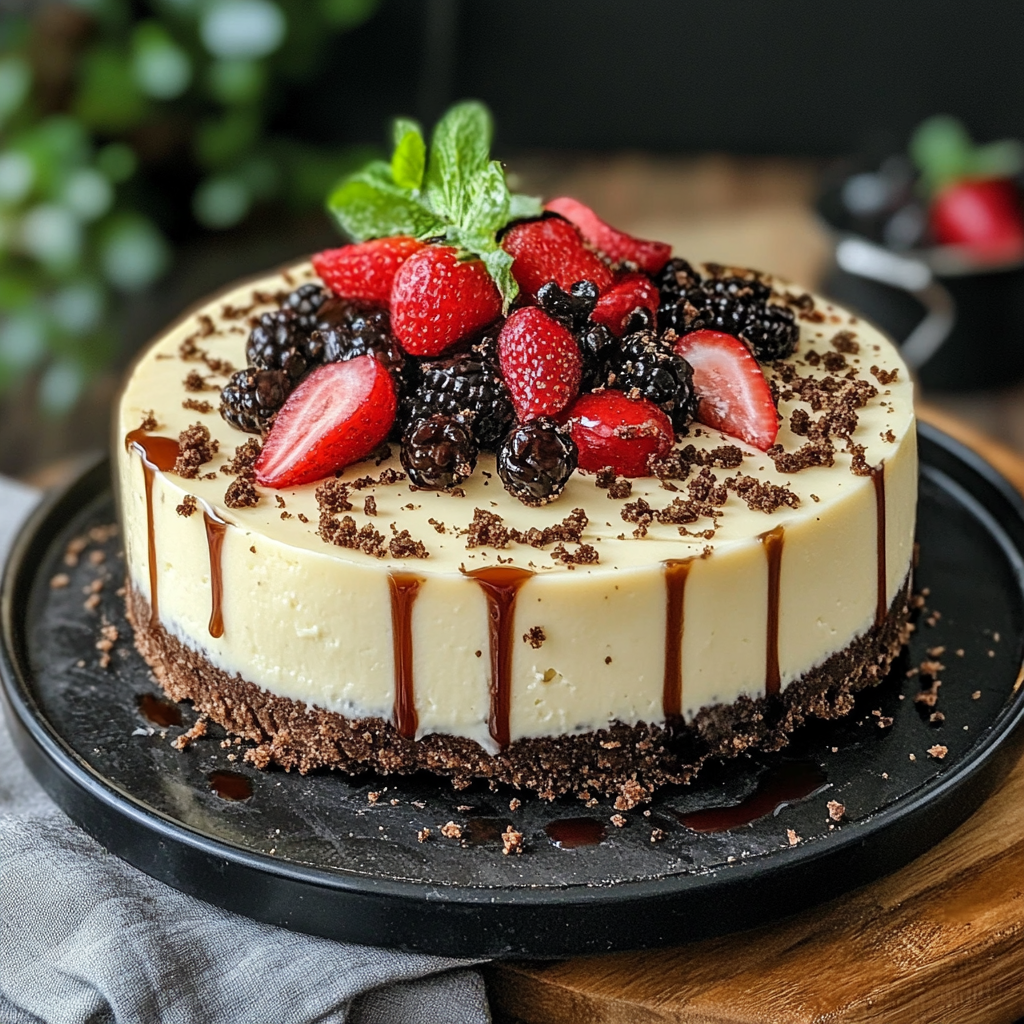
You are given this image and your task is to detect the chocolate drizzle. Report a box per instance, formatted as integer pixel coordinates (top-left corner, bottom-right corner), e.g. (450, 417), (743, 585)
(760, 525), (785, 697)
(208, 769), (253, 801)
(673, 760), (827, 832)
(871, 464), (887, 628)
(466, 566), (534, 749)
(125, 429), (180, 626)
(203, 509), (227, 639)
(137, 692), (182, 727)
(545, 817), (607, 849)
(388, 572), (423, 739)
(662, 559), (694, 721)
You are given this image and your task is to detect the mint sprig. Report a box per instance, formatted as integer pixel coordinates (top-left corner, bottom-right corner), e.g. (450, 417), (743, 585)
(327, 101), (542, 311)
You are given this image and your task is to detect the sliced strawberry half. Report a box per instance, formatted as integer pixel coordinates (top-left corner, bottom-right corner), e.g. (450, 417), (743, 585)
(672, 330), (778, 451)
(502, 217), (614, 301)
(255, 357), (397, 488)
(545, 197), (672, 274)
(565, 390), (674, 477)
(590, 272), (661, 336)
(312, 237), (424, 306)
(499, 306), (582, 420)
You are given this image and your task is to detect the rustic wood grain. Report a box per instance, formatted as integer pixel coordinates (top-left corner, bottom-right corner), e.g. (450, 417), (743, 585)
(487, 408), (1024, 1024)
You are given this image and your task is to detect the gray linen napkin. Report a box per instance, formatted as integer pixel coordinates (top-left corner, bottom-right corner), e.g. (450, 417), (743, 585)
(0, 476), (491, 1024)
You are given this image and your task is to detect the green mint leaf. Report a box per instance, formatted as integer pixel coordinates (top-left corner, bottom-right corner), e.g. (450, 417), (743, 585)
(478, 246), (518, 313)
(968, 139), (1024, 180)
(391, 118), (426, 191)
(423, 100), (493, 223)
(461, 160), (511, 237)
(509, 192), (543, 221)
(327, 161), (444, 241)
(910, 115), (974, 193)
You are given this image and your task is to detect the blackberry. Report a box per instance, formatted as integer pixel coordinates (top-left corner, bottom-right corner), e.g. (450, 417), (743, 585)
(283, 282), (330, 330)
(220, 367), (290, 434)
(662, 273), (799, 362)
(313, 300), (405, 375)
(497, 418), (578, 507)
(402, 334), (513, 450)
(578, 321), (618, 390)
(734, 301), (799, 361)
(246, 308), (321, 384)
(655, 257), (702, 308)
(610, 330), (697, 431)
(401, 414), (477, 490)
(536, 280), (599, 330)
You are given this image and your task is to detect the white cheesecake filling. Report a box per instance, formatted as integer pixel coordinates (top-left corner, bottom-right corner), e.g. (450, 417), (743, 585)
(116, 263), (916, 752)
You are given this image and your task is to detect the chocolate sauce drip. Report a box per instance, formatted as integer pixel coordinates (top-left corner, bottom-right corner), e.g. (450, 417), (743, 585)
(662, 559), (693, 721)
(466, 566), (534, 749)
(760, 526), (785, 697)
(388, 572), (423, 740)
(208, 770), (253, 801)
(203, 510), (228, 639)
(136, 692), (183, 728)
(124, 430), (180, 627)
(871, 464), (887, 628)
(462, 818), (508, 846)
(545, 817), (607, 849)
(674, 760), (827, 832)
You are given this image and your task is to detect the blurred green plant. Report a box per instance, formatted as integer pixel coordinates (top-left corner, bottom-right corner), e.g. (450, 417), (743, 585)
(0, 0), (379, 415)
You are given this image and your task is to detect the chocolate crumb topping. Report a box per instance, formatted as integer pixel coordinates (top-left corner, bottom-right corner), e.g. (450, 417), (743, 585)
(318, 513), (387, 557)
(220, 438), (262, 476)
(179, 336), (205, 361)
(466, 508), (510, 548)
(388, 526), (429, 559)
(297, 513), (309, 524)
(182, 398), (213, 413)
(139, 411), (157, 432)
(595, 467), (616, 489)
(501, 827), (525, 855)
(363, 496), (377, 516)
(550, 542), (599, 565)
(608, 477), (632, 499)
(176, 495), (198, 518)
(224, 476), (259, 509)
(805, 350), (821, 367)
(173, 423), (219, 479)
(315, 479), (352, 514)
(725, 474), (800, 512)
(524, 626), (546, 648)
(766, 440), (836, 473)
(870, 365), (899, 385)
(349, 468), (406, 489)
(822, 351), (847, 372)
(183, 369), (214, 392)
(831, 330), (860, 354)
(428, 518), (446, 534)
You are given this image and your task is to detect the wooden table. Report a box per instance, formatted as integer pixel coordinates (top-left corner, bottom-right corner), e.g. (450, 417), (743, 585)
(486, 406), (1024, 1024)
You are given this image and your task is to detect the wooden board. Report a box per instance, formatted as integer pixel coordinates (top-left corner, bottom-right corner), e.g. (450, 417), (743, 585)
(486, 407), (1024, 1024)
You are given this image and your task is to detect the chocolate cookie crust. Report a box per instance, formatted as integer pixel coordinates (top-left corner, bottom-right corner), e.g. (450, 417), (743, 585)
(127, 576), (912, 804)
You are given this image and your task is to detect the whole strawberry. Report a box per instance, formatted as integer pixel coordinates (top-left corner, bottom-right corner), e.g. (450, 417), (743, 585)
(255, 356), (397, 488)
(313, 237), (424, 305)
(390, 245), (502, 356)
(502, 217), (614, 301)
(566, 391), (674, 477)
(498, 307), (582, 421)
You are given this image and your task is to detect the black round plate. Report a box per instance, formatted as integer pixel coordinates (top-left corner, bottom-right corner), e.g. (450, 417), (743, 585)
(3, 424), (1024, 958)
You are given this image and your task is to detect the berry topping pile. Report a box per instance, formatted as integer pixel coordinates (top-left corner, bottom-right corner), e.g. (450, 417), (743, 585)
(219, 102), (798, 506)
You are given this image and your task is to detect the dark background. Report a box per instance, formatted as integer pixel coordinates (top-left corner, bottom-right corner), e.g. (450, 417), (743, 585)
(296, 0), (1024, 157)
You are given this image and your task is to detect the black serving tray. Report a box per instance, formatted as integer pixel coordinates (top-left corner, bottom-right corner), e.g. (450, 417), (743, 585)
(3, 424), (1024, 958)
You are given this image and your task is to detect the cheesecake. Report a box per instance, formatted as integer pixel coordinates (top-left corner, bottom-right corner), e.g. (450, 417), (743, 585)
(116, 103), (915, 805)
